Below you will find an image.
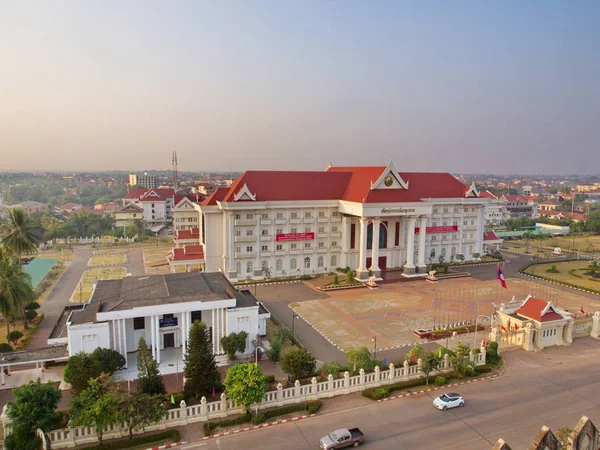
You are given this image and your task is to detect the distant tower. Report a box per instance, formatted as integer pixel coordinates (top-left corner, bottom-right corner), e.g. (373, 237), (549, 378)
(172, 151), (178, 191)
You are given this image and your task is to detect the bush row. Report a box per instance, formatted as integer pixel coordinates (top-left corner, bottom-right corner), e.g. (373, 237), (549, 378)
(203, 401), (322, 436)
(82, 430), (180, 450)
(362, 373), (456, 400)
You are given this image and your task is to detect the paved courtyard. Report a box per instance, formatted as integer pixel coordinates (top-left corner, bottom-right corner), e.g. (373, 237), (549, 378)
(289, 276), (600, 351)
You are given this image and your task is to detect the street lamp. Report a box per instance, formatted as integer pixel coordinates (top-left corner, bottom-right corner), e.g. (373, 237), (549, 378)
(371, 336), (377, 360)
(291, 313), (299, 341)
(255, 346), (264, 364)
(473, 315), (491, 350)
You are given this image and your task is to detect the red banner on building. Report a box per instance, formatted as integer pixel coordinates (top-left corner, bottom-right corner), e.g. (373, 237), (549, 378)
(275, 232), (315, 242)
(414, 226), (459, 234)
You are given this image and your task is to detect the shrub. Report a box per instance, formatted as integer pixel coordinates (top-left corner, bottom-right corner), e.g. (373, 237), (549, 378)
(466, 368), (478, 377)
(299, 275), (313, 280)
(307, 401), (322, 414)
(321, 360), (342, 379)
(281, 349), (316, 381)
(251, 413), (267, 425)
(0, 343), (13, 353)
(203, 422), (217, 437)
(434, 376), (447, 386)
(267, 337), (282, 363)
(332, 275), (340, 285)
(82, 431), (180, 450)
(25, 310), (38, 321)
(486, 341), (499, 365)
(362, 387), (388, 400)
(7, 331), (23, 346)
(25, 302), (40, 310)
(265, 375), (276, 384)
(474, 365), (492, 374)
(345, 270), (353, 283)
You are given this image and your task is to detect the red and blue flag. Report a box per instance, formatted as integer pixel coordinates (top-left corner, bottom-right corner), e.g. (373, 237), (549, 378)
(497, 265), (507, 289)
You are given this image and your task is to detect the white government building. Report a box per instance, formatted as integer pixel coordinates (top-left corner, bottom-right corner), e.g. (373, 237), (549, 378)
(66, 272), (270, 376)
(169, 162), (490, 281)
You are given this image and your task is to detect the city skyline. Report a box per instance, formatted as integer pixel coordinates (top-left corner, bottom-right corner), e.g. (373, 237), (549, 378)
(1, 1), (599, 174)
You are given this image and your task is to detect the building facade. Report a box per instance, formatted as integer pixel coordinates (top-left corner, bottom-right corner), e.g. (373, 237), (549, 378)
(169, 162), (490, 281)
(123, 188), (176, 227)
(500, 194), (538, 219)
(66, 272), (270, 375)
(129, 173), (158, 189)
(480, 191), (507, 225)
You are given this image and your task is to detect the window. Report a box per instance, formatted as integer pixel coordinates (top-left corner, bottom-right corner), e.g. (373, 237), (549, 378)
(304, 212), (312, 218)
(246, 229), (253, 236)
(133, 317), (145, 330)
(290, 258), (297, 270)
(291, 228), (297, 234)
(332, 211), (339, 218)
(318, 256), (324, 267)
(331, 241), (337, 247)
(82, 334), (97, 341)
(318, 242), (325, 248)
(246, 213), (254, 219)
(236, 262), (241, 274)
(304, 257), (311, 269)
(443, 208), (448, 213)
(235, 230), (241, 236)
(469, 245), (473, 255)
(291, 212), (298, 219)
(318, 212), (325, 219)
(235, 246), (241, 253)
(276, 244), (283, 251)
(331, 255), (337, 267)
(318, 226), (325, 233)
(463, 221), (467, 226)
(305, 227), (311, 233)
(246, 246), (253, 252)
(191, 310), (202, 323)
(432, 222), (437, 227)
(262, 213), (268, 219)
(262, 229), (269, 236)
(453, 221), (458, 226)
(442, 235), (447, 241)
(235, 214), (241, 220)
(441, 248), (447, 257)
(276, 228), (283, 234)
(472, 208), (476, 212)
(451, 247), (456, 256)
(261, 245), (268, 252)
(431, 235), (437, 241)
(291, 243), (297, 249)
(442, 222), (447, 226)
(430, 249), (436, 258)
(454, 208), (458, 213)
(453, 234), (457, 240)
(247, 261), (253, 273)
(332, 226), (338, 232)
(276, 212), (284, 219)
(276, 259), (282, 271)
(304, 242), (311, 249)
(433, 208), (438, 214)
(151, 203), (155, 208)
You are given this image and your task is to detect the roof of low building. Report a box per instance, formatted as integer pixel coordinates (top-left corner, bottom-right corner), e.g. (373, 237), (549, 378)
(169, 245), (205, 262)
(175, 228), (200, 240)
(483, 230), (502, 242)
(515, 296), (564, 322)
(115, 203), (143, 213)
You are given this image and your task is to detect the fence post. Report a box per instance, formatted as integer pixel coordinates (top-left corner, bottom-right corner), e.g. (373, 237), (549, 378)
(312, 376), (319, 399)
(403, 360), (410, 379)
(359, 368), (365, 386)
(388, 363), (395, 382)
(327, 374), (334, 396)
(294, 380), (301, 403)
(200, 396), (207, 418)
(469, 350), (475, 363)
(523, 323), (534, 351)
(277, 383), (283, 406)
(373, 365), (380, 384)
(220, 393), (227, 414)
(479, 341), (487, 366)
(344, 371), (350, 392)
(443, 353), (450, 370)
(592, 312), (600, 339)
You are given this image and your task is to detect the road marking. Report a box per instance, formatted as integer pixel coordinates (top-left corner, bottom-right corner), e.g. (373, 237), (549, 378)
(178, 442), (207, 449)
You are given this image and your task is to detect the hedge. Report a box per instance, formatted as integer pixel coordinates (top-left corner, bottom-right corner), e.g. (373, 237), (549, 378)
(362, 373), (456, 400)
(203, 401), (322, 436)
(474, 365), (492, 374)
(82, 430), (180, 450)
(519, 269), (600, 296)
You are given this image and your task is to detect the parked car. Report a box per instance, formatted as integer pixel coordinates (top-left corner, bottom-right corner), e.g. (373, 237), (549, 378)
(320, 428), (365, 449)
(433, 393), (464, 410)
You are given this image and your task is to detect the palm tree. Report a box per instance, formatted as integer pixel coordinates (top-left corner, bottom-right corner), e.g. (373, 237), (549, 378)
(0, 208), (43, 268)
(0, 255), (34, 337)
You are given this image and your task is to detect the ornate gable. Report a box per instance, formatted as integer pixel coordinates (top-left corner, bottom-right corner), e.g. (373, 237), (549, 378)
(233, 183), (256, 201)
(370, 161), (409, 191)
(174, 197), (195, 210)
(465, 182), (480, 198)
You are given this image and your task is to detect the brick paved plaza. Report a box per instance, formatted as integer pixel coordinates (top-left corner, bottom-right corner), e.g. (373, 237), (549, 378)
(288, 277), (599, 351)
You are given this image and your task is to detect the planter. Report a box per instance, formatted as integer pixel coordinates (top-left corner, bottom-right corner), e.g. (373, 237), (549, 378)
(316, 283), (366, 292)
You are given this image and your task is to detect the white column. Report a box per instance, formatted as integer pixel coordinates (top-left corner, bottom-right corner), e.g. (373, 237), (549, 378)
(369, 219), (381, 276)
(254, 217), (261, 277)
(122, 319), (128, 367)
(356, 217), (369, 280)
(112, 320), (117, 351)
(417, 216), (427, 271)
(181, 312), (187, 356)
(404, 217), (416, 273)
(475, 206), (485, 256)
(341, 216), (350, 268)
(155, 315), (161, 364)
(212, 309), (217, 353)
(150, 315), (156, 360)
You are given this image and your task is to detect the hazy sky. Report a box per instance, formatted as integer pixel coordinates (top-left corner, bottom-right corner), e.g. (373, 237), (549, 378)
(1, 1), (599, 174)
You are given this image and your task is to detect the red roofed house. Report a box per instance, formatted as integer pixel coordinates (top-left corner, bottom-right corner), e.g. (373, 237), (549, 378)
(494, 295), (574, 351)
(168, 244), (205, 272)
(188, 161), (491, 282)
(482, 230), (503, 253)
(122, 188), (176, 228)
(59, 203), (83, 214)
(499, 194), (538, 219)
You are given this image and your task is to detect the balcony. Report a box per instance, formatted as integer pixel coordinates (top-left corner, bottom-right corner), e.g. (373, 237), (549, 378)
(303, 217), (315, 224)
(464, 212), (478, 217)
(260, 235), (272, 241)
(260, 219), (272, 225)
(331, 246), (341, 251)
(234, 235), (256, 243)
(303, 248), (314, 254)
(463, 238), (476, 243)
(260, 251), (272, 257)
(235, 219), (257, 226)
(330, 231), (342, 238)
(274, 218), (286, 225)
(290, 218), (301, 224)
(316, 247), (328, 253)
(235, 251), (256, 258)
(275, 250), (287, 256)
(330, 216), (342, 223)
(290, 248), (301, 255)
(317, 217), (328, 223)
(317, 232), (328, 238)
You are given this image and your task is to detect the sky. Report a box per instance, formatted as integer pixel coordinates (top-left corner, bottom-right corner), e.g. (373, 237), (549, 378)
(1, 1), (599, 175)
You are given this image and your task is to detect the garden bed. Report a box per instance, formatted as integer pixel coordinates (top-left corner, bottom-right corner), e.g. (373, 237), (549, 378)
(435, 272), (470, 279)
(316, 283), (365, 291)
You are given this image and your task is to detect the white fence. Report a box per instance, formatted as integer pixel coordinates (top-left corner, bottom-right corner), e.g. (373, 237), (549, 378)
(21, 352), (485, 448)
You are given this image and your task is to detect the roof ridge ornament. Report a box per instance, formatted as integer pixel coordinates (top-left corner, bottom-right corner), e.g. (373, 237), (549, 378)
(233, 183), (257, 202)
(370, 160), (409, 191)
(465, 182), (480, 198)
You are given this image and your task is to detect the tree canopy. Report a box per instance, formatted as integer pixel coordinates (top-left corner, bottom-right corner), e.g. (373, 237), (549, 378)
(280, 348), (316, 382)
(223, 363), (268, 415)
(183, 320), (221, 399)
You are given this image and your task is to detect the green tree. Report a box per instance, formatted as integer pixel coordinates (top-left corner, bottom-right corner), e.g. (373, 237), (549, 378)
(321, 360), (342, 379)
(70, 374), (122, 444)
(281, 349), (316, 382)
(7, 330), (23, 346)
(0, 208), (43, 268)
(451, 342), (476, 379)
(136, 337), (166, 396)
(90, 347), (126, 374)
(419, 352), (441, 385)
(63, 351), (101, 393)
(587, 210), (600, 234)
(0, 343), (13, 353)
(220, 331), (249, 360)
(4, 379), (62, 450)
(346, 347), (375, 372)
(223, 363), (268, 416)
(183, 320), (220, 399)
(120, 391), (166, 439)
(405, 343), (426, 363)
(0, 255), (34, 336)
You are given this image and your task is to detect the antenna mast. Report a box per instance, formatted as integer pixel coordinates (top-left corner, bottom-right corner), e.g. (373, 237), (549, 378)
(172, 150), (178, 191)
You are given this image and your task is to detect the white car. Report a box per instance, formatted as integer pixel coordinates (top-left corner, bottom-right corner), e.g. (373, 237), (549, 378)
(433, 393), (464, 410)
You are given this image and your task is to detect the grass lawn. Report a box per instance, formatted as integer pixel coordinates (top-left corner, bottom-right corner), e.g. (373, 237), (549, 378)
(37, 251), (74, 262)
(94, 248), (131, 254)
(71, 267), (126, 302)
(511, 235), (600, 254)
(88, 254), (127, 266)
(503, 246), (556, 258)
(523, 260), (600, 291)
(0, 315), (44, 350)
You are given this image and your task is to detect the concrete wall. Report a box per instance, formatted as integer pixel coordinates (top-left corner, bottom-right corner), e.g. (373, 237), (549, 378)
(68, 322), (110, 356)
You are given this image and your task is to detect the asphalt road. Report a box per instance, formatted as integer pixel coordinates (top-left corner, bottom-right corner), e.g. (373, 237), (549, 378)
(179, 338), (600, 449)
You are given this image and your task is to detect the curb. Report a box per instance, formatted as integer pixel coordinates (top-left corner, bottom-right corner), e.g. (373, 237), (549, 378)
(290, 309), (346, 351)
(201, 414), (315, 440)
(451, 261), (506, 268)
(148, 442), (188, 450)
(377, 362), (508, 403)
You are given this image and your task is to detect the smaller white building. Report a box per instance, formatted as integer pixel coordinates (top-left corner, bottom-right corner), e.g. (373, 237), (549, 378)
(66, 272), (270, 377)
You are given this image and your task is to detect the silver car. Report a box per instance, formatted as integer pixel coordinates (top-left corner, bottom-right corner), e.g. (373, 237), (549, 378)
(433, 393), (464, 410)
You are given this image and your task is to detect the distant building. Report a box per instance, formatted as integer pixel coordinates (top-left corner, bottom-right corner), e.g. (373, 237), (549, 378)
(522, 185), (533, 196)
(499, 195), (538, 219)
(13, 200), (47, 214)
(129, 173), (157, 189)
(114, 203), (144, 227)
(480, 191), (507, 225)
(576, 183), (596, 192)
(94, 201), (119, 213)
(538, 200), (560, 212)
(172, 194), (204, 232)
(59, 203), (83, 214)
(197, 182), (217, 196)
(122, 188), (176, 228)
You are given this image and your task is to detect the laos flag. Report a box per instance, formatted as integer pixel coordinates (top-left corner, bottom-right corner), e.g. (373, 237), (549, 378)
(497, 265), (507, 289)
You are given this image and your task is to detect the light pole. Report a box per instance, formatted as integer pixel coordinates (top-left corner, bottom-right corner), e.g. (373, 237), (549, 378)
(371, 336), (377, 360)
(291, 313), (299, 342)
(473, 315), (490, 350)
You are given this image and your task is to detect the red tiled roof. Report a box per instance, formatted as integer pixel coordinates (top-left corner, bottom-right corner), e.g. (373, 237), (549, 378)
(175, 228), (200, 240)
(126, 188), (176, 202)
(483, 231), (502, 241)
(209, 167), (470, 204)
(59, 203), (82, 210)
(169, 245), (205, 262)
(515, 297), (564, 322)
(124, 188), (148, 199)
(479, 190), (497, 199)
(174, 194), (204, 206)
(116, 204), (143, 213)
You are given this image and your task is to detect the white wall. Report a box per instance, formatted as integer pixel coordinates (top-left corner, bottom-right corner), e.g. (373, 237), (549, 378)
(68, 322), (110, 356)
(226, 306), (259, 355)
(204, 213), (225, 272)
